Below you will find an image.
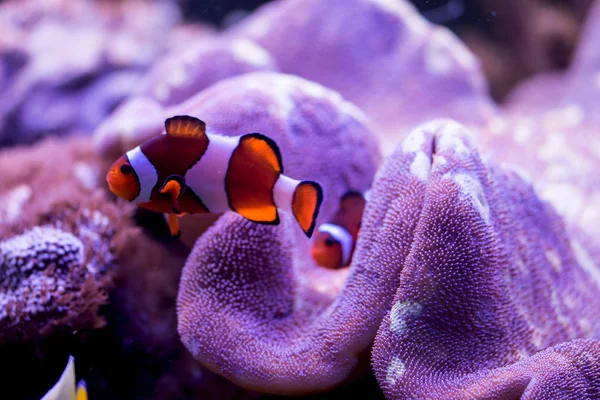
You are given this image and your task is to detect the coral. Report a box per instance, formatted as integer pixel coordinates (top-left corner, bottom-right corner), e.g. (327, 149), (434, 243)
(176, 73), (381, 394)
(227, 0), (497, 154)
(0, 136), (125, 341)
(0, 226), (84, 290)
(0, 0), (182, 147)
(0, 135), (239, 399)
(177, 119), (600, 397)
(371, 120), (600, 399)
(0, 201), (119, 343)
(93, 38), (278, 157)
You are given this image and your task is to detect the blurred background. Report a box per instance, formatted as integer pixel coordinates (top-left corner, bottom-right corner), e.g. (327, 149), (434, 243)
(183, 0), (592, 101)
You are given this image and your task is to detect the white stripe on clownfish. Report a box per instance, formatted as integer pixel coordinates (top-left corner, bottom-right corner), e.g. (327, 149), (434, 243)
(126, 145), (158, 203)
(317, 223), (354, 266)
(184, 133), (238, 213)
(273, 174), (299, 213)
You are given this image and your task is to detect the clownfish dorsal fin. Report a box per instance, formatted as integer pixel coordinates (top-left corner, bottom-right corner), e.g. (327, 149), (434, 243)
(159, 175), (185, 214)
(165, 115), (207, 139)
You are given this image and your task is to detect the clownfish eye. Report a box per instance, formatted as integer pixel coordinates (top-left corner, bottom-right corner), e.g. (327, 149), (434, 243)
(324, 237), (337, 247)
(120, 164), (133, 174)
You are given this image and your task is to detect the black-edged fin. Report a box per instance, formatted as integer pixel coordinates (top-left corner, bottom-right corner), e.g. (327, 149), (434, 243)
(165, 115), (207, 139)
(168, 213), (182, 238)
(225, 133), (283, 224)
(160, 175), (185, 214)
(240, 133), (284, 174)
(292, 180), (323, 238)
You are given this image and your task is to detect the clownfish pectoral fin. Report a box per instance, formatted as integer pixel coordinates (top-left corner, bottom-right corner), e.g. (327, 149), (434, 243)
(76, 380), (88, 400)
(159, 176), (185, 214)
(165, 115), (207, 139)
(292, 180), (323, 238)
(167, 213), (182, 238)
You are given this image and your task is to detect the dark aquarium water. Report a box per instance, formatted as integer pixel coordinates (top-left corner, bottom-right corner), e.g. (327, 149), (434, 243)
(1, 0), (599, 399)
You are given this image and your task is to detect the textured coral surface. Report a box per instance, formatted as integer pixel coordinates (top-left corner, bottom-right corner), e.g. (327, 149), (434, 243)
(2, 0), (600, 398)
(370, 120), (600, 399)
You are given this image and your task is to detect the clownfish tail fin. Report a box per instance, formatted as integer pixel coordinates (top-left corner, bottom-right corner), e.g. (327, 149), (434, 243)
(292, 180), (323, 238)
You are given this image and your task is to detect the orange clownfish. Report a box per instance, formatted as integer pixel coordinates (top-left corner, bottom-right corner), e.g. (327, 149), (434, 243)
(311, 190), (368, 269)
(106, 115), (323, 238)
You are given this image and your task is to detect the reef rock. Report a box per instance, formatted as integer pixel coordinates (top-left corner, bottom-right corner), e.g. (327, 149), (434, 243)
(0, 137), (130, 343)
(370, 120), (600, 399)
(94, 38), (278, 157)
(228, 0), (497, 154)
(178, 119), (600, 397)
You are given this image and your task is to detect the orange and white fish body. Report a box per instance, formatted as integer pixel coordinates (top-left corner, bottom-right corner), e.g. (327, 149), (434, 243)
(311, 190), (368, 269)
(107, 116), (323, 238)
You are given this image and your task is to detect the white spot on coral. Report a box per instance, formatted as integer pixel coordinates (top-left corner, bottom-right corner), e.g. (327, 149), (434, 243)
(539, 183), (583, 220)
(453, 173), (490, 223)
(543, 104), (584, 129)
(425, 34), (454, 76)
(513, 118), (533, 143)
(168, 65), (188, 87)
(410, 152), (430, 181)
(386, 356), (406, 385)
(0, 185), (32, 223)
(545, 249), (562, 272)
(390, 301), (422, 335)
(73, 162), (97, 189)
(432, 155), (447, 171)
(539, 133), (565, 161)
(571, 240), (600, 292)
(562, 104), (584, 127)
(231, 39), (272, 67)
(487, 116), (507, 136)
(153, 82), (171, 101)
(402, 129), (426, 154)
(372, 0), (401, 14)
(435, 121), (471, 156)
(578, 318), (592, 334)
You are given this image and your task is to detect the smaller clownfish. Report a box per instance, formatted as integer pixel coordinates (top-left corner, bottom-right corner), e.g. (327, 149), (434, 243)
(311, 189), (368, 269)
(41, 355), (87, 400)
(106, 115), (323, 238)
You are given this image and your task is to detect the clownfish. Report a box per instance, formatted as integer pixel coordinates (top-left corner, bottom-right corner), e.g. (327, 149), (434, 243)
(106, 115), (323, 238)
(311, 190), (368, 269)
(40, 355), (87, 400)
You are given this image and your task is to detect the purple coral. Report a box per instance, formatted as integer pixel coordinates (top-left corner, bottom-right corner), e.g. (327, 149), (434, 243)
(176, 72), (381, 394)
(368, 120), (600, 399)
(177, 118), (600, 397)
(93, 38), (278, 157)
(0, 226), (83, 289)
(0, 199), (119, 343)
(228, 0), (497, 152)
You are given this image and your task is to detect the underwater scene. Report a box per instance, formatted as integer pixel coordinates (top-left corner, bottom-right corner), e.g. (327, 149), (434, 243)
(1, 0), (599, 399)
